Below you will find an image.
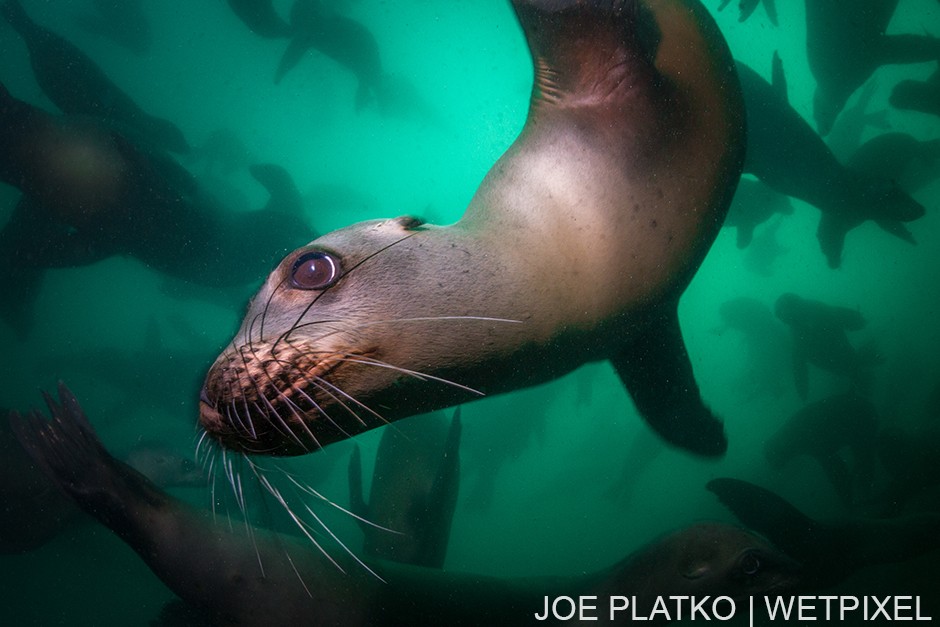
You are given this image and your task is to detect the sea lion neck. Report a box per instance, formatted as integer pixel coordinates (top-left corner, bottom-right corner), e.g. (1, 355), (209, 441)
(514, 1), (662, 112)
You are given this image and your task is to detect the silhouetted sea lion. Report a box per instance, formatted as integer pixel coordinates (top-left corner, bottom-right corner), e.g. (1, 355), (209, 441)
(805, 0), (940, 135)
(12, 384), (800, 625)
(0, 83), (314, 334)
(774, 293), (878, 400)
(1, 0), (189, 154)
(200, 0), (746, 458)
(276, 0), (385, 111)
(848, 132), (940, 195)
(736, 60), (924, 268)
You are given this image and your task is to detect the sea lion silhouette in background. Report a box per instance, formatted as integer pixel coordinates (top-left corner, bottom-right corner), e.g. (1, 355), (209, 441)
(716, 0), (777, 25)
(72, 0), (153, 57)
(723, 176), (794, 249)
(708, 477), (940, 593)
(188, 128), (254, 177)
(1, 0), (189, 154)
(890, 65), (940, 119)
(805, 0), (940, 135)
(226, 0), (291, 38)
(774, 293), (879, 401)
(276, 0), (385, 111)
(11, 383), (800, 625)
(736, 59), (924, 268)
(0, 83), (314, 335)
(348, 410), (461, 568)
(200, 0), (746, 459)
(848, 133), (940, 195)
(765, 391), (879, 508)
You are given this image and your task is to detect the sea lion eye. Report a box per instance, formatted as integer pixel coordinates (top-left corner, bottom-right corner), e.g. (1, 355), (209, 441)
(740, 552), (761, 576)
(290, 251), (340, 290)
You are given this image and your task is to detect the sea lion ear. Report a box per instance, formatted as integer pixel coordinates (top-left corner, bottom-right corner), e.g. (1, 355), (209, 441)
(395, 216), (426, 230)
(610, 306), (727, 457)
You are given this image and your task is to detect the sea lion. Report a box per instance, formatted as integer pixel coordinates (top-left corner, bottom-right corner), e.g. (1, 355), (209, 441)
(1, 0), (189, 154)
(716, 0), (777, 25)
(200, 0), (746, 458)
(226, 0), (291, 39)
(890, 66), (940, 119)
(804, 0), (940, 135)
(275, 0), (385, 111)
(348, 410), (461, 568)
(736, 60), (924, 268)
(764, 391), (879, 507)
(708, 477), (940, 593)
(774, 292), (878, 401)
(0, 83), (314, 334)
(11, 384), (799, 625)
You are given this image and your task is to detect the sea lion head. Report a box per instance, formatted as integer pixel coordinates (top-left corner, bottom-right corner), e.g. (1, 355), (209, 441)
(198, 215), (523, 456)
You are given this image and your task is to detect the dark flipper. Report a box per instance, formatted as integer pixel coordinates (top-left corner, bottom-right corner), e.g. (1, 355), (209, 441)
(771, 51), (787, 102)
(706, 478), (841, 574)
(275, 36), (312, 84)
(249, 163), (305, 217)
(611, 307), (727, 457)
(416, 408), (462, 569)
(762, 0), (778, 26)
(346, 444), (368, 528)
(875, 219), (916, 244)
(816, 212), (853, 269)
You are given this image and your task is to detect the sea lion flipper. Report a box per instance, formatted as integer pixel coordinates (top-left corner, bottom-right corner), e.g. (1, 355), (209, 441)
(275, 36), (311, 84)
(707, 478), (829, 566)
(416, 408), (462, 568)
(762, 0), (778, 26)
(611, 308), (727, 457)
(771, 51), (788, 102)
(347, 444), (369, 525)
(875, 219), (916, 245)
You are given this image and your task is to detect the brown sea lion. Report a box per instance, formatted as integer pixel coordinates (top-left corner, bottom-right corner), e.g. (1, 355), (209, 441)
(12, 384), (800, 625)
(199, 0), (746, 458)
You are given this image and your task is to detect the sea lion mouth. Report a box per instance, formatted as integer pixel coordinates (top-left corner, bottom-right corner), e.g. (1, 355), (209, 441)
(198, 340), (373, 456)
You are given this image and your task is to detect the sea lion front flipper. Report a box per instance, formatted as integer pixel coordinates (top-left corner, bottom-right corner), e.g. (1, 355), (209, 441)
(762, 0), (778, 26)
(816, 212), (852, 269)
(274, 36), (312, 84)
(249, 163), (305, 216)
(874, 219), (916, 245)
(415, 408), (462, 569)
(611, 307), (727, 457)
(346, 444), (369, 528)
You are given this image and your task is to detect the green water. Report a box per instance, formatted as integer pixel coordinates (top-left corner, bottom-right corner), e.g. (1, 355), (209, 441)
(1, 0), (939, 624)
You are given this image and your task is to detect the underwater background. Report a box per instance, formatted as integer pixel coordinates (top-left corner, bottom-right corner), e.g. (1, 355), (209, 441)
(1, 0), (939, 624)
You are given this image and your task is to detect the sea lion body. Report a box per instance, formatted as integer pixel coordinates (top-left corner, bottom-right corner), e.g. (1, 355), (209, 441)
(1, 0), (189, 154)
(200, 0), (745, 458)
(12, 385), (800, 625)
(736, 60), (924, 268)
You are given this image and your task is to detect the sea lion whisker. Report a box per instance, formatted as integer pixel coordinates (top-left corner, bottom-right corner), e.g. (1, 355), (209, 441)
(258, 276), (290, 344)
(304, 374), (381, 428)
(289, 376), (360, 436)
(237, 453), (267, 577)
(330, 352), (485, 397)
(281, 549), (314, 599)
(229, 396), (257, 440)
(252, 472), (347, 575)
(279, 471), (400, 535)
(252, 399), (311, 451)
(296, 498), (386, 582)
(289, 314), (523, 337)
